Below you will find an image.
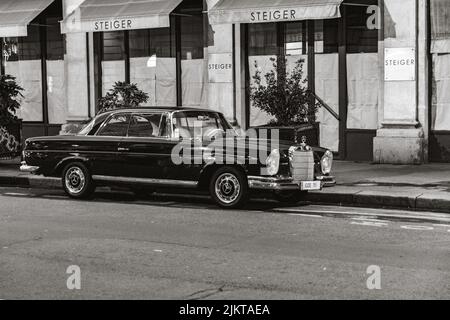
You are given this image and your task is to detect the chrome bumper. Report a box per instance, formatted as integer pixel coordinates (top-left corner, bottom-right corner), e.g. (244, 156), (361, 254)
(316, 175), (336, 187)
(20, 162), (40, 174)
(248, 176), (327, 191)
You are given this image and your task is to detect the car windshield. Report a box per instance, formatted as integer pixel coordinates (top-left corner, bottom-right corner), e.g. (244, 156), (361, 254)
(172, 111), (234, 140)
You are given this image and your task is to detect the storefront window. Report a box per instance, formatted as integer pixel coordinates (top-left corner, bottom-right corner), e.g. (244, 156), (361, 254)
(248, 23), (277, 56)
(129, 28), (177, 106)
(247, 22), (309, 127)
(102, 31), (126, 95)
(180, 14), (207, 107)
(285, 22), (307, 56)
(431, 0), (450, 131)
(314, 19), (338, 54)
(96, 0), (206, 108)
(46, 16), (66, 124)
(248, 23), (278, 126)
(314, 19), (339, 151)
(345, 0), (379, 131)
(345, 0), (378, 54)
(4, 25), (43, 122)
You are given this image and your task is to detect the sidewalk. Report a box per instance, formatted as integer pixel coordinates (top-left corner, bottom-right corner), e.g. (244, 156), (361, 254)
(308, 161), (450, 213)
(1, 157), (450, 213)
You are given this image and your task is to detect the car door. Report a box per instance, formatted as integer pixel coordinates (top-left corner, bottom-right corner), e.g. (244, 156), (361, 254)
(90, 112), (131, 177)
(116, 112), (178, 180)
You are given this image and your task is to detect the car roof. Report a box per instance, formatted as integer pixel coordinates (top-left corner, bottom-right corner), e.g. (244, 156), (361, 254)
(103, 107), (220, 117)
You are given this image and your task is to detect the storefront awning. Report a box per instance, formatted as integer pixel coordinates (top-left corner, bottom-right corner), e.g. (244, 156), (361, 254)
(209, 0), (344, 25)
(62, 0), (183, 34)
(0, 0), (55, 37)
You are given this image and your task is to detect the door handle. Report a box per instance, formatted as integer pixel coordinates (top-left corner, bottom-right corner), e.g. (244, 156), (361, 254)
(118, 147), (130, 152)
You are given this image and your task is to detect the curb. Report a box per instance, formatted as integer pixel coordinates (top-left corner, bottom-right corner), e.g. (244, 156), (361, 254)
(0, 175), (60, 190)
(1, 174), (450, 214)
(306, 190), (450, 213)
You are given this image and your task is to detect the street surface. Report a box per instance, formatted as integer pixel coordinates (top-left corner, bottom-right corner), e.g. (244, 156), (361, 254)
(0, 186), (449, 300)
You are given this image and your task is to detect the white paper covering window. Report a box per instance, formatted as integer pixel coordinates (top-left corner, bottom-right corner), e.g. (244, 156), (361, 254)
(101, 61), (126, 96)
(432, 53), (450, 131)
(5, 60), (43, 122)
(315, 53), (339, 152)
(129, 57), (177, 107)
(182, 59), (207, 107)
(346, 53), (379, 130)
(47, 60), (67, 124)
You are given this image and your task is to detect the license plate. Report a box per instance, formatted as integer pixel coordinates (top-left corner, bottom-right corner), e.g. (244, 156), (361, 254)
(301, 181), (322, 191)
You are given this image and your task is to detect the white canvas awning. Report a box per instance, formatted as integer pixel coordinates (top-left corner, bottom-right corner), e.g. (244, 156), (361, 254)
(62, 0), (183, 34)
(209, 0), (344, 25)
(0, 0), (55, 37)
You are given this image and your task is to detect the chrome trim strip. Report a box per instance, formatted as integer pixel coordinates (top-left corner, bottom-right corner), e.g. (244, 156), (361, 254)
(92, 175), (198, 189)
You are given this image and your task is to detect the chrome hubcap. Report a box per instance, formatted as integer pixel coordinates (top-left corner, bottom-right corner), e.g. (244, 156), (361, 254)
(65, 167), (86, 195)
(215, 173), (240, 204)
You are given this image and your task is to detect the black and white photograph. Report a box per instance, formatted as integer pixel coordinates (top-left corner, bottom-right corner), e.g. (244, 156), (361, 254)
(0, 0), (449, 308)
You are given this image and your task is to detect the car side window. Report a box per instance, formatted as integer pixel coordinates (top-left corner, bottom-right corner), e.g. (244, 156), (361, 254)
(96, 114), (130, 137)
(128, 113), (168, 138)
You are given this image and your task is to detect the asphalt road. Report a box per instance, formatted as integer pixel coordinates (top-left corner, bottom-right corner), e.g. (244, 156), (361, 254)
(0, 186), (449, 300)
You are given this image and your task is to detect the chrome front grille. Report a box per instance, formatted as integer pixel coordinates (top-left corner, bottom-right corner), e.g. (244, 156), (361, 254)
(289, 149), (315, 182)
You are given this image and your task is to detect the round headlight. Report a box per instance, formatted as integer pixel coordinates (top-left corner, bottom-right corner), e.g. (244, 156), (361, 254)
(321, 150), (333, 175)
(266, 149), (280, 176)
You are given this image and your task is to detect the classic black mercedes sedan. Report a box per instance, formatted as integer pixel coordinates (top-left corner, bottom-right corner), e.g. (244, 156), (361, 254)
(21, 107), (335, 208)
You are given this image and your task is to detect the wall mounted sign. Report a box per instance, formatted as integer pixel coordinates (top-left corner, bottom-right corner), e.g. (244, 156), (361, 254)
(384, 48), (416, 81)
(208, 53), (233, 83)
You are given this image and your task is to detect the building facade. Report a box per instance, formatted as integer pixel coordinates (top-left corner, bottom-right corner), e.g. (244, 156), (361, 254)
(0, 0), (448, 164)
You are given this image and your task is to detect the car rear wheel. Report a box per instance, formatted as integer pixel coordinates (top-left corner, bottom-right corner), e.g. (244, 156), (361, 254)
(210, 167), (249, 209)
(62, 162), (95, 199)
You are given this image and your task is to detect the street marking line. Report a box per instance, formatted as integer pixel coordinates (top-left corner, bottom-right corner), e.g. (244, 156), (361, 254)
(351, 221), (388, 227)
(351, 217), (388, 222)
(401, 225), (434, 231)
(288, 213), (323, 218)
(305, 206), (450, 218)
(273, 208), (450, 223)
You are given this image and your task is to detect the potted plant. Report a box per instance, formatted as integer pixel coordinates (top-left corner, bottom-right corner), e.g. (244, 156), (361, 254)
(250, 57), (320, 146)
(0, 74), (23, 159)
(98, 81), (149, 114)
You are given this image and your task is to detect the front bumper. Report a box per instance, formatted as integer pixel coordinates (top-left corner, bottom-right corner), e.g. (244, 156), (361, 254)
(316, 175), (336, 187)
(248, 175), (335, 191)
(20, 161), (40, 174)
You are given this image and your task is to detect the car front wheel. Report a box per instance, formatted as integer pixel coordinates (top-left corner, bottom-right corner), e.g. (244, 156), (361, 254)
(62, 162), (95, 199)
(210, 167), (249, 209)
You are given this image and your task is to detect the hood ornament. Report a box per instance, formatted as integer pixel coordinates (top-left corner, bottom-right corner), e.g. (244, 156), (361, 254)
(291, 135), (311, 155)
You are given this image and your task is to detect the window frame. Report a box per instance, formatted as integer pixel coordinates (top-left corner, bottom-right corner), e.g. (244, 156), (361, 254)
(95, 112), (132, 137)
(126, 112), (171, 139)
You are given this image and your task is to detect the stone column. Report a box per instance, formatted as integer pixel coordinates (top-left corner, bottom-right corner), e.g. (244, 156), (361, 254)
(61, 0), (91, 134)
(373, 0), (428, 164)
